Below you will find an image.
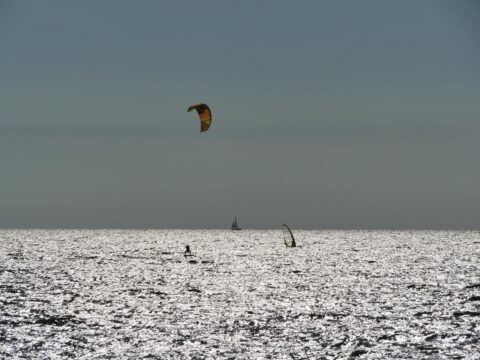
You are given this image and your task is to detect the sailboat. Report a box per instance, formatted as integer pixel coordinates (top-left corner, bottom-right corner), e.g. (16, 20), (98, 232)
(231, 217), (241, 230)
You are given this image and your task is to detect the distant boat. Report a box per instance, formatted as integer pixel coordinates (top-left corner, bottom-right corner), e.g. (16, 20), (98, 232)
(231, 217), (241, 230)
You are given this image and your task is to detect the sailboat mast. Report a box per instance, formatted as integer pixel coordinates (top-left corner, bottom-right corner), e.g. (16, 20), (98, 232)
(231, 217), (240, 230)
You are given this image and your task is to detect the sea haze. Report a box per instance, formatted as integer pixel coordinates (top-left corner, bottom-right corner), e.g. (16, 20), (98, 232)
(1, 230), (479, 359)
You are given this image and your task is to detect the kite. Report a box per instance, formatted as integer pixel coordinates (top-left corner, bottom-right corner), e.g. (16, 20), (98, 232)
(187, 103), (212, 132)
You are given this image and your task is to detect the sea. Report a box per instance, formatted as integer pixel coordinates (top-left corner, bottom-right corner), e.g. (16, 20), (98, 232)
(1, 229), (479, 359)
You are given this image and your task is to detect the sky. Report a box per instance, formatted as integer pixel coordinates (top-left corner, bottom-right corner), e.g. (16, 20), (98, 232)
(0, 0), (479, 229)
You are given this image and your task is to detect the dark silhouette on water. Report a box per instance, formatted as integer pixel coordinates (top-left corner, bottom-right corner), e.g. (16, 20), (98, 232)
(184, 245), (192, 257)
(231, 217), (241, 230)
(282, 224), (296, 248)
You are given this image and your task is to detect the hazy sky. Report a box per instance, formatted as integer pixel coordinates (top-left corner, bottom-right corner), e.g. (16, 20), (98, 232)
(0, 1), (479, 229)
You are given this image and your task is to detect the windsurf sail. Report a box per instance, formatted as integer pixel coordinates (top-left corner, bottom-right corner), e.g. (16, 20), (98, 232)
(187, 103), (212, 132)
(282, 224), (296, 247)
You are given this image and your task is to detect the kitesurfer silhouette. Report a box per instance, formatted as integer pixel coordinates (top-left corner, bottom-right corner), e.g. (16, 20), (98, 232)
(184, 245), (192, 257)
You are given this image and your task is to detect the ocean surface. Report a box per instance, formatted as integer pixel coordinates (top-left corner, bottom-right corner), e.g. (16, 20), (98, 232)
(1, 229), (479, 359)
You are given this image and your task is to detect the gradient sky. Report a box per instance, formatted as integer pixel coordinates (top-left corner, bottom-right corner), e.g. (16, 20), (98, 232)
(0, 0), (479, 229)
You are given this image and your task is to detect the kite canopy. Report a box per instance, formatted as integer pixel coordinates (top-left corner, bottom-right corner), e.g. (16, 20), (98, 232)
(187, 103), (212, 132)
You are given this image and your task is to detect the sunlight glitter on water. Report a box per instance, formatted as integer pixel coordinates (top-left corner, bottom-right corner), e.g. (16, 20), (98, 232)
(1, 229), (479, 359)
